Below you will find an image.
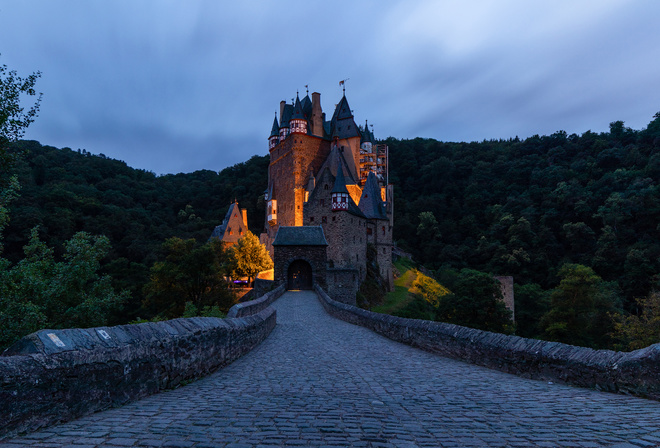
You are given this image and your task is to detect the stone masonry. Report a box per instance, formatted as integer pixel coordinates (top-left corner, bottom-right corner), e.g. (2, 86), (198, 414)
(3, 291), (660, 447)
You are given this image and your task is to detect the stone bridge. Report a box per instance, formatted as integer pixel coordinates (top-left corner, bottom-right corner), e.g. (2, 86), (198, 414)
(2, 291), (660, 447)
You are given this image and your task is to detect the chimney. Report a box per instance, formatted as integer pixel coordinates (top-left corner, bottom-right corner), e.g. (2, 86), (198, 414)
(279, 101), (286, 126)
(311, 92), (323, 137)
(241, 208), (248, 227)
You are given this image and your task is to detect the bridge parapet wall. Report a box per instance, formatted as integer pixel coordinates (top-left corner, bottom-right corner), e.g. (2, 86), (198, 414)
(0, 307), (277, 439)
(227, 283), (285, 318)
(315, 285), (660, 400)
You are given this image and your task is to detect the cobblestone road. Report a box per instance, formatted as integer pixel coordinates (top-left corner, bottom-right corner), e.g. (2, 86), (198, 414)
(3, 291), (660, 448)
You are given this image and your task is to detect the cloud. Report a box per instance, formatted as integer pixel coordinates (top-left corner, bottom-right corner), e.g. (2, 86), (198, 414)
(2, 0), (660, 173)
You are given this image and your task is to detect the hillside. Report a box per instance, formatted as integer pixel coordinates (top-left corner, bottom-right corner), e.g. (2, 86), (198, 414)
(3, 140), (269, 319)
(3, 112), (660, 347)
(387, 115), (660, 308)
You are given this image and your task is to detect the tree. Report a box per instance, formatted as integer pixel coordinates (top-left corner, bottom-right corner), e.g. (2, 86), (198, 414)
(143, 238), (235, 318)
(613, 291), (660, 351)
(514, 283), (551, 338)
(0, 229), (128, 349)
(540, 264), (621, 348)
(228, 231), (273, 286)
(436, 269), (513, 334)
(0, 58), (41, 251)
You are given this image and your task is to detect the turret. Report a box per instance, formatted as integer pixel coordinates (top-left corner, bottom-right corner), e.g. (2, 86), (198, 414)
(279, 101), (292, 140)
(269, 113), (280, 149)
(290, 94), (308, 134)
(331, 163), (350, 211)
(360, 119), (373, 152)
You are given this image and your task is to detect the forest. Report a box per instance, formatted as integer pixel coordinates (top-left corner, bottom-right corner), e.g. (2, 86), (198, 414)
(2, 113), (660, 351)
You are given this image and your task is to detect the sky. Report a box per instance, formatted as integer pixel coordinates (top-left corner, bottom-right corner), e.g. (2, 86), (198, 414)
(1, 1), (660, 175)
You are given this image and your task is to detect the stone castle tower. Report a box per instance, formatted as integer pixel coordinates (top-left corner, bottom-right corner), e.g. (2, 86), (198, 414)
(260, 90), (394, 298)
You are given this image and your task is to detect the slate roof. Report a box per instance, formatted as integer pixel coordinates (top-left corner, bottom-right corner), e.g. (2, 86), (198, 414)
(272, 226), (328, 246)
(301, 94), (312, 118)
(270, 114), (279, 137)
(280, 103), (293, 127)
(317, 146), (359, 185)
(359, 172), (387, 220)
(361, 119), (374, 144)
(331, 163), (349, 194)
(292, 94), (306, 120)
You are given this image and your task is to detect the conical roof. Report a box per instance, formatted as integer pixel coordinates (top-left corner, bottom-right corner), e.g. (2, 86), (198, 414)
(361, 119), (373, 144)
(331, 163), (350, 194)
(358, 172), (387, 220)
(301, 94), (312, 118)
(292, 94), (306, 120)
(280, 103), (293, 127)
(270, 114), (279, 137)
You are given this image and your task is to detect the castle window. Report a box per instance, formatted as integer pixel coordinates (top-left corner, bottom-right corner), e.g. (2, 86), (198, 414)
(367, 228), (372, 235)
(320, 199), (325, 206)
(239, 228), (243, 235)
(310, 217), (315, 222)
(382, 226), (386, 235)
(383, 248), (386, 254)
(297, 205), (300, 209)
(324, 184), (329, 190)
(322, 216), (327, 223)
(332, 216), (336, 222)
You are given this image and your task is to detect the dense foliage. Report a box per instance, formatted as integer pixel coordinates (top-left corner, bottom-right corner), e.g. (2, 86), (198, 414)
(0, 229), (128, 348)
(142, 237), (235, 319)
(3, 140), (269, 322)
(227, 230), (273, 285)
(4, 108), (660, 349)
(387, 115), (660, 345)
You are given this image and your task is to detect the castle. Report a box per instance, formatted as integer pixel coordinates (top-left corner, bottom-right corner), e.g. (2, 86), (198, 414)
(259, 89), (394, 302)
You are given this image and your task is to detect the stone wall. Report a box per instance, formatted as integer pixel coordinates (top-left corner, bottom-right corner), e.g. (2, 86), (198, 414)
(326, 268), (359, 305)
(226, 284), (285, 318)
(316, 285), (660, 401)
(0, 306), (277, 439)
(274, 245), (327, 289)
(495, 275), (515, 321)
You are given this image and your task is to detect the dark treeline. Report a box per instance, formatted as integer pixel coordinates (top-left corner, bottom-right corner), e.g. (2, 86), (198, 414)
(4, 112), (660, 348)
(388, 114), (660, 343)
(3, 140), (269, 321)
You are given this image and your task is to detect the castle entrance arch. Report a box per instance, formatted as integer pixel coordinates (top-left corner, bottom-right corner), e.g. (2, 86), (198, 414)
(287, 259), (313, 290)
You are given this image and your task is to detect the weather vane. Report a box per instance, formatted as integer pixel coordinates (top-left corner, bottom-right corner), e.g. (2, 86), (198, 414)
(305, 84), (309, 95)
(339, 78), (350, 95)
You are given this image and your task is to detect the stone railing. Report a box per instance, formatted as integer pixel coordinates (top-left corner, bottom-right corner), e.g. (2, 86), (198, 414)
(315, 285), (660, 400)
(226, 283), (285, 318)
(0, 306), (276, 439)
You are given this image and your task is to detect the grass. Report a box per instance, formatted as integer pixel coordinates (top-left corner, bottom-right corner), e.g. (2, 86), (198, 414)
(372, 258), (418, 314)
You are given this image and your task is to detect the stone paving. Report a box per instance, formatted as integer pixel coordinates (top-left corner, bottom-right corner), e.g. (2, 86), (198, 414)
(3, 290), (660, 448)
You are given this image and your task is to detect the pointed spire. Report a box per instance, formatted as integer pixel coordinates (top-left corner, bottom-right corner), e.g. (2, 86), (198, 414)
(331, 162), (349, 194)
(270, 113), (279, 137)
(292, 93), (305, 120)
(359, 172), (387, 220)
(361, 119), (373, 144)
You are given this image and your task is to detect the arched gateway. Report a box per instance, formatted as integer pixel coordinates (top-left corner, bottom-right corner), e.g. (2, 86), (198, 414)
(272, 226), (328, 290)
(287, 259), (313, 290)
